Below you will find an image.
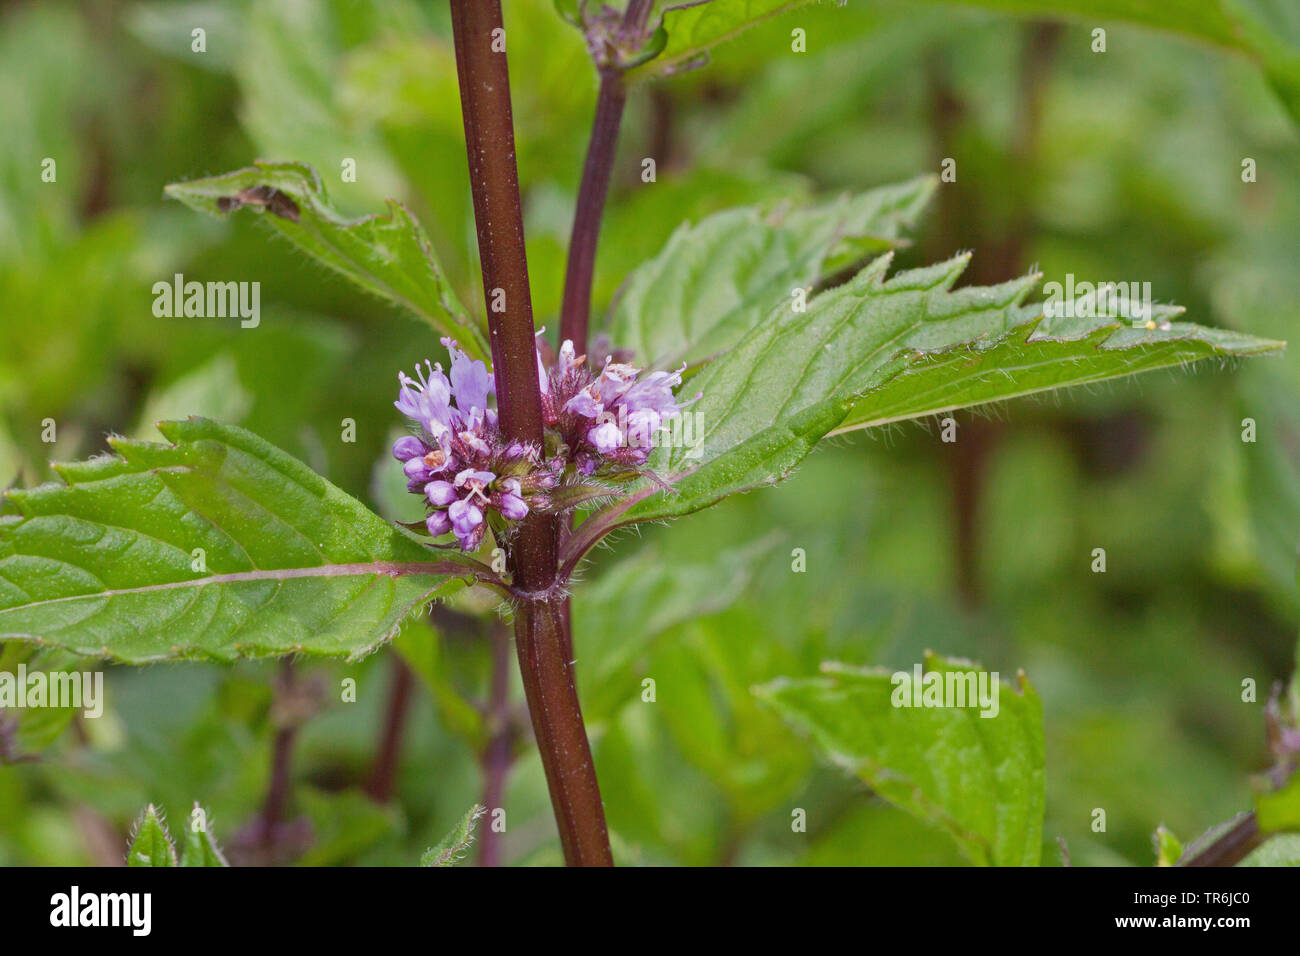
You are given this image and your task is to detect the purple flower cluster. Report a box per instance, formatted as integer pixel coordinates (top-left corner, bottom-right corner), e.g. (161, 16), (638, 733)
(540, 339), (692, 476)
(394, 336), (692, 551)
(392, 339), (541, 551)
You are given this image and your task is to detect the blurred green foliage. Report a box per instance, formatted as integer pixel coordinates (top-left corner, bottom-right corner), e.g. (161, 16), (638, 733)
(0, 0), (1297, 866)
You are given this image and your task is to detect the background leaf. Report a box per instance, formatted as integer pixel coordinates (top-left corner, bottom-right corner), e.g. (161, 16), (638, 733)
(574, 538), (769, 722)
(756, 653), (1045, 866)
(1255, 774), (1300, 833)
(632, 1), (817, 79)
(605, 176), (936, 369)
(164, 161), (489, 359)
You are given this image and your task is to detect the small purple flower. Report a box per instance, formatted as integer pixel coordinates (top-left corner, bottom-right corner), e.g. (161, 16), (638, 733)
(424, 480), (458, 507)
(402, 457), (430, 481)
(392, 435), (428, 461)
(443, 337), (494, 428)
(588, 419), (623, 454)
(496, 478), (529, 520)
(455, 468), (496, 490)
(426, 511), (452, 537)
(447, 498), (485, 550)
(395, 360), (453, 441)
(564, 390), (601, 418)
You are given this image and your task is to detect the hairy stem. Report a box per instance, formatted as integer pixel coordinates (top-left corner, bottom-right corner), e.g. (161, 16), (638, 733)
(1177, 812), (1263, 867)
(449, 0), (612, 867)
(513, 596), (612, 864)
(449, 0), (546, 446)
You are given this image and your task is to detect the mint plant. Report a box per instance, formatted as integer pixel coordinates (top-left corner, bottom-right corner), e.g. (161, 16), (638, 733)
(2, 0), (1297, 868)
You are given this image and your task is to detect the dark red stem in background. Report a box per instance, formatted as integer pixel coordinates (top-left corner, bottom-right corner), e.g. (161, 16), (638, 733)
(553, 0), (657, 723)
(449, 0), (612, 866)
(366, 657), (415, 803)
(558, 72), (626, 349)
(558, 0), (656, 350)
(258, 659), (297, 845)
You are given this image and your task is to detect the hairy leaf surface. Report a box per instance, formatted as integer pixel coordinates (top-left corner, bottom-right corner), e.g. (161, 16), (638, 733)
(0, 419), (480, 663)
(621, 253), (1281, 524)
(126, 805), (177, 867)
(421, 804), (484, 866)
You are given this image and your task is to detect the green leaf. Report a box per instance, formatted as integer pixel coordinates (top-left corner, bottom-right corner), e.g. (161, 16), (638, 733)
(1223, 0), (1300, 123)
(1154, 825), (1184, 866)
(134, 355), (252, 437)
(606, 176), (936, 369)
(0, 645), (83, 760)
(650, 609), (814, 824)
(179, 804), (230, 867)
(1256, 774), (1300, 833)
(126, 805), (177, 867)
(575, 538), (768, 722)
(0, 418), (483, 663)
(622, 252), (1281, 524)
(553, 0), (583, 26)
(919, 0), (1300, 124)
(391, 620), (485, 748)
(833, 302), (1280, 434)
(800, 803), (968, 866)
(638, 0), (1300, 123)
(1240, 833), (1300, 866)
(298, 788), (402, 866)
(632, 1), (818, 79)
(164, 161), (489, 360)
(421, 803), (484, 867)
(756, 653), (1045, 866)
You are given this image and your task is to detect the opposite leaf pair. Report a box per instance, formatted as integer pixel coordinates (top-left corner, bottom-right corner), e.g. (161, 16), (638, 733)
(127, 803), (228, 867)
